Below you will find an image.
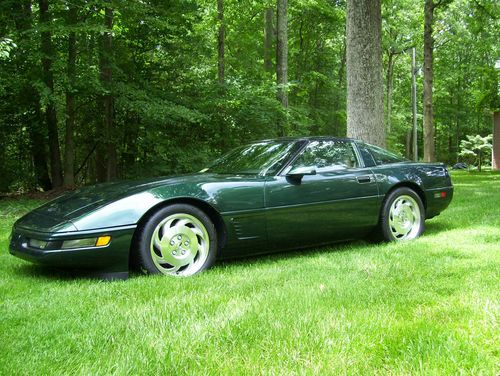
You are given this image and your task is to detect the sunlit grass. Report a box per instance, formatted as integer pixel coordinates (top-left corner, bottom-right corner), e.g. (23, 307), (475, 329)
(0, 171), (498, 375)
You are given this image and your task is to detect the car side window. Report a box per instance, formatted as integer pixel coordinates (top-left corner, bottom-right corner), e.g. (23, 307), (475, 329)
(357, 144), (376, 167)
(292, 140), (359, 171)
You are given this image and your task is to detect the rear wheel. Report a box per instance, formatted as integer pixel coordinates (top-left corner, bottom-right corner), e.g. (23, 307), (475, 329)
(379, 187), (425, 241)
(137, 204), (217, 276)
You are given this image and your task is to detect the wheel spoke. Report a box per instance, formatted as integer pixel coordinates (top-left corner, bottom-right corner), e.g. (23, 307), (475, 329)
(150, 212), (210, 276)
(388, 195), (421, 241)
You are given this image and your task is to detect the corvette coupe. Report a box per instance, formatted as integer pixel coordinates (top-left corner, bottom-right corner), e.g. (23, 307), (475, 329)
(9, 137), (453, 279)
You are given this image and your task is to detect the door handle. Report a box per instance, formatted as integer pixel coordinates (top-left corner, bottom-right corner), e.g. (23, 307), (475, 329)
(356, 175), (373, 184)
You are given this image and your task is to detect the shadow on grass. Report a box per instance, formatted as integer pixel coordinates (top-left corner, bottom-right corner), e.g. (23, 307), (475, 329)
(11, 240), (369, 281)
(214, 239), (369, 269)
(11, 222), (453, 281)
(424, 220), (457, 235)
(12, 263), (128, 282)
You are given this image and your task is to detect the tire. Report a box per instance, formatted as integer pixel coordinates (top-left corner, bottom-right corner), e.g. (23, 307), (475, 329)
(378, 187), (425, 242)
(136, 204), (217, 276)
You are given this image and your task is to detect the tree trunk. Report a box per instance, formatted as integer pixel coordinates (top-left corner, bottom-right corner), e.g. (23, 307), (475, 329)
(423, 0), (436, 162)
(264, 7), (274, 73)
(39, 0), (63, 187)
(217, 0), (225, 85)
(98, 5), (116, 182)
(63, 4), (77, 187)
(493, 111), (500, 170)
(386, 52), (396, 134)
(331, 36), (347, 136)
(346, 0), (385, 147)
(276, 0), (288, 136)
(12, 0), (52, 190)
(406, 128), (412, 159)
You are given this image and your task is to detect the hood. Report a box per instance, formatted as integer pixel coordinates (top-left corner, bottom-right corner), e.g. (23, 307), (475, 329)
(13, 173), (235, 233)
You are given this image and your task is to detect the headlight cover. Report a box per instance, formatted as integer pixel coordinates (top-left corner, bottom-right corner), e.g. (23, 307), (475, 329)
(62, 236), (111, 249)
(28, 239), (49, 249)
(62, 238), (98, 249)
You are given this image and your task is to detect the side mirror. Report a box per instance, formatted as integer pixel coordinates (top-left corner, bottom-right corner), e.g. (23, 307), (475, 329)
(287, 166), (317, 176)
(285, 166), (316, 182)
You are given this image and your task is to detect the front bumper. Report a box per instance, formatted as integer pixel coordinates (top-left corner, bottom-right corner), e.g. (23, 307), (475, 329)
(9, 225), (136, 274)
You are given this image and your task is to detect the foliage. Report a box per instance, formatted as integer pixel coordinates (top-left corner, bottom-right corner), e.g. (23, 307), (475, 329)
(0, 0), (498, 192)
(459, 134), (493, 171)
(0, 172), (499, 374)
(0, 38), (16, 60)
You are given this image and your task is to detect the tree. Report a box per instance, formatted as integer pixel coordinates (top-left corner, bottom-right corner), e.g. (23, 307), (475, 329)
(493, 110), (499, 170)
(98, 4), (116, 182)
(9, 0), (52, 191)
(264, 7), (274, 73)
(423, 0), (453, 162)
(382, 0), (420, 137)
(39, 0), (63, 187)
(346, 0), (385, 147)
(459, 134), (492, 172)
(276, 0), (288, 136)
(217, 0), (225, 85)
(63, 1), (77, 187)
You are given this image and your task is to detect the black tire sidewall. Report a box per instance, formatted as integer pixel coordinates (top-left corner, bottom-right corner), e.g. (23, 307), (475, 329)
(137, 204), (217, 275)
(380, 187), (425, 241)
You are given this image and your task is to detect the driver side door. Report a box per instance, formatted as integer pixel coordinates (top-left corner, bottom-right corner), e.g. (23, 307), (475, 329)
(264, 140), (380, 250)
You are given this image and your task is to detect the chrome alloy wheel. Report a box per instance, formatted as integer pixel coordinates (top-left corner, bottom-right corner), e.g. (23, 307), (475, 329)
(150, 213), (210, 276)
(388, 195), (422, 240)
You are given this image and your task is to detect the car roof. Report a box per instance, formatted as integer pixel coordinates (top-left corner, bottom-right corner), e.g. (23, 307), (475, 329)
(259, 136), (359, 143)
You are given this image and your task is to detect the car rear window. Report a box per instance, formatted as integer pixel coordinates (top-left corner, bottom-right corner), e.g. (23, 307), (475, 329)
(358, 143), (406, 166)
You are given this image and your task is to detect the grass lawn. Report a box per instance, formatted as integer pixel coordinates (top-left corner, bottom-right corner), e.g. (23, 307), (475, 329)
(0, 171), (498, 375)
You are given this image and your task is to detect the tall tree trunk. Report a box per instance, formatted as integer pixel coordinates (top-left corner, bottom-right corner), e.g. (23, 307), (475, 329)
(346, 0), (385, 147)
(386, 52), (396, 134)
(39, 0), (63, 187)
(264, 7), (274, 73)
(423, 0), (436, 162)
(12, 0), (52, 190)
(493, 111), (500, 171)
(406, 128), (412, 159)
(276, 0), (288, 136)
(63, 3), (77, 187)
(331, 36), (347, 136)
(453, 88), (460, 162)
(98, 5), (116, 182)
(217, 0), (225, 85)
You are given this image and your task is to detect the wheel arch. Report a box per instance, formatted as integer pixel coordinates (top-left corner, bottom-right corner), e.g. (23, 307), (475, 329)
(129, 197), (227, 268)
(385, 182), (427, 209)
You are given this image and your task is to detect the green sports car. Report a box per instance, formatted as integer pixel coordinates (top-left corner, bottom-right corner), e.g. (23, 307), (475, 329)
(9, 137), (453, 279)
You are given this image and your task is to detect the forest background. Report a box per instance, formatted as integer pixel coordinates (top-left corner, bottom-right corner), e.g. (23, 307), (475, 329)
(0, 0), (498, 192)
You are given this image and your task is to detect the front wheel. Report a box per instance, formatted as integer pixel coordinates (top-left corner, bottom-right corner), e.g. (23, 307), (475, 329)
(136, 204), (217, 276)
(379, 187), (425, 241)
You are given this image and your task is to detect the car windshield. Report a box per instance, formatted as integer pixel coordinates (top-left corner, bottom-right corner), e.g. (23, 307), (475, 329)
(204, 140), (300, 175)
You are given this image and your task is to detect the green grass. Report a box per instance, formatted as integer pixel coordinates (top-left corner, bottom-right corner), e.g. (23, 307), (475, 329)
(0, 171), (499, 375)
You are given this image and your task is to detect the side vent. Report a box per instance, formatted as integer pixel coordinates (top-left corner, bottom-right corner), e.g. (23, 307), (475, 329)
(232, 220), (245, 238)
(230, 216), (261, 240)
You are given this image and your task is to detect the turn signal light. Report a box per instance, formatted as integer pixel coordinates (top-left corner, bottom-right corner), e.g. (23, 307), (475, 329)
(96, 236), (111, 247)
